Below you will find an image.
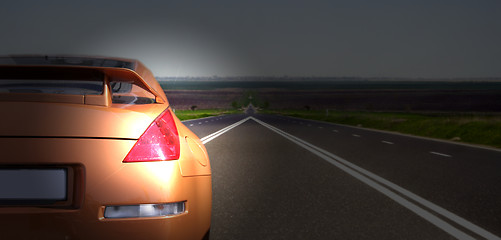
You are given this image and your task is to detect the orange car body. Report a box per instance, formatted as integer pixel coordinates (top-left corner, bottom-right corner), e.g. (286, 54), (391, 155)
(0, 56), (211, 239)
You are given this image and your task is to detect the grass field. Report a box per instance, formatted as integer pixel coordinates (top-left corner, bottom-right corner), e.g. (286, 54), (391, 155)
(162, 81), (501, 149)
(173, 109), (241, 121)
(264, 110), (501, 149)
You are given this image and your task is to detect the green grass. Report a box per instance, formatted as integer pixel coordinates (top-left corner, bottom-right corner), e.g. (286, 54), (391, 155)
(173, 109), (240, 121)
(264, 110), (501, 149)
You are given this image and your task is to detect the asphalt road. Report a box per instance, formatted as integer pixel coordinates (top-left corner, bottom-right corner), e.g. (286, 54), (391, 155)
(182, 112), (501, 240)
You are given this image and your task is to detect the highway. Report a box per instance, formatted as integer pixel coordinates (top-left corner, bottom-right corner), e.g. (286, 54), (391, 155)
(182, 112), (501, 240)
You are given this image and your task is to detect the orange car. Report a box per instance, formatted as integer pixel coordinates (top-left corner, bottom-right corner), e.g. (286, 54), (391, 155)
(0, 56), (211, 239)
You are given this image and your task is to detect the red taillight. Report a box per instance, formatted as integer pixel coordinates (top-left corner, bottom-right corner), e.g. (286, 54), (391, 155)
(123, 109), (180, 162)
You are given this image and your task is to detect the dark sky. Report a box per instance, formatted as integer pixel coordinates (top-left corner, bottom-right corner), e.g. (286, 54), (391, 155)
(1, 0), (500, 78)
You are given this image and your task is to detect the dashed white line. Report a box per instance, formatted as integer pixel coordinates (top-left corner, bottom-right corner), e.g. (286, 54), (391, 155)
(430, 152), (452, 158)
(382, 141), (394, 145)
(318, 126), (323, 129)
(198, 122), (202, 125)
(250, 116), (499, 240)
(189, 124), (194, 127)
(188, 115), (495, 239)
(352, 134), (360, 137)
(332, 129), (339, 133)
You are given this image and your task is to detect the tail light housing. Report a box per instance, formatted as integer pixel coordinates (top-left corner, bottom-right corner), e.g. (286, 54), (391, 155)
(123, 109), (180, 162)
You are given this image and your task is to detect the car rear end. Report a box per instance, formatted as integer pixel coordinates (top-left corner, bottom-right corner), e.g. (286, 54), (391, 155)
(0, 56), (211, 239)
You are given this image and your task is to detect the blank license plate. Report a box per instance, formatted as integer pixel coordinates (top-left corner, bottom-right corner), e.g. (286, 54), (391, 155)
(0, 169), (67, 200)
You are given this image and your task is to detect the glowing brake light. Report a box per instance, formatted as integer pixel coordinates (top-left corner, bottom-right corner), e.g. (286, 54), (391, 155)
(123, 109), (180, 162)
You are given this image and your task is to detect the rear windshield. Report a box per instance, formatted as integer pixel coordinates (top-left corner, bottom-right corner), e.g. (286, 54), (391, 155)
(0, 67), (156, 105)
(0, 79), (103, 95)
(0, 67), (104, 96)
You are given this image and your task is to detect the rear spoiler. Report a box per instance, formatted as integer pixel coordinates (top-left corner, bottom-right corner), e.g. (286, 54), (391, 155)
(0, 65), (166, 106)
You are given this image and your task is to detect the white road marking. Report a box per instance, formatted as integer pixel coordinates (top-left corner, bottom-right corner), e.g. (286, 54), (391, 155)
(198, 122), (202, 125)
(200, 117), (251, 144)
(382, 141), (394, 145)
(430, 152), (452, 158)
(250, 116), (499, 240)
(188, 115), (497, 239)
(332, 129), (339, 132)
(189, 124), (194, 127)
(352, 134), (360, 137)
(318, 127), (323, 129)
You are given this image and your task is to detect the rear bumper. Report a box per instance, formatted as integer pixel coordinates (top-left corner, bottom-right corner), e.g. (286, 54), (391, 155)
(0, 175), (211, 240)
(0, 138), (211, 240)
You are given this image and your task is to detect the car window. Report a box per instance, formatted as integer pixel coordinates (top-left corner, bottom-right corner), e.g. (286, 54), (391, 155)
(0, 79), (103, 95)
(0, 67), (157, 105)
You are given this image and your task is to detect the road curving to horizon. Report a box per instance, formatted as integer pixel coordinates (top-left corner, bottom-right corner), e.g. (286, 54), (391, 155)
(183, 112), (501, 240)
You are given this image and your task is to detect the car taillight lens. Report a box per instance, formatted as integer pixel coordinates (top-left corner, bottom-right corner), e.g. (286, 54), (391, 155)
(123, 109), (180, 162)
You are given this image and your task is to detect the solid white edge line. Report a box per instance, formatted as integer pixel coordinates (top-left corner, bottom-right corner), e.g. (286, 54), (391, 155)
(200, 117), (251, 144)
(191, 115), (498, 240)
(282, 115), (501, 153)
(250, 116), (500, 240)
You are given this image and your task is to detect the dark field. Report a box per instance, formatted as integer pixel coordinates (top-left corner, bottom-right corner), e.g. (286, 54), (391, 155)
(256, 89), (501, 111)
(159, 78), (501, 91)
(163, 80), (501, 112)
(165, 89), (245, 110)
